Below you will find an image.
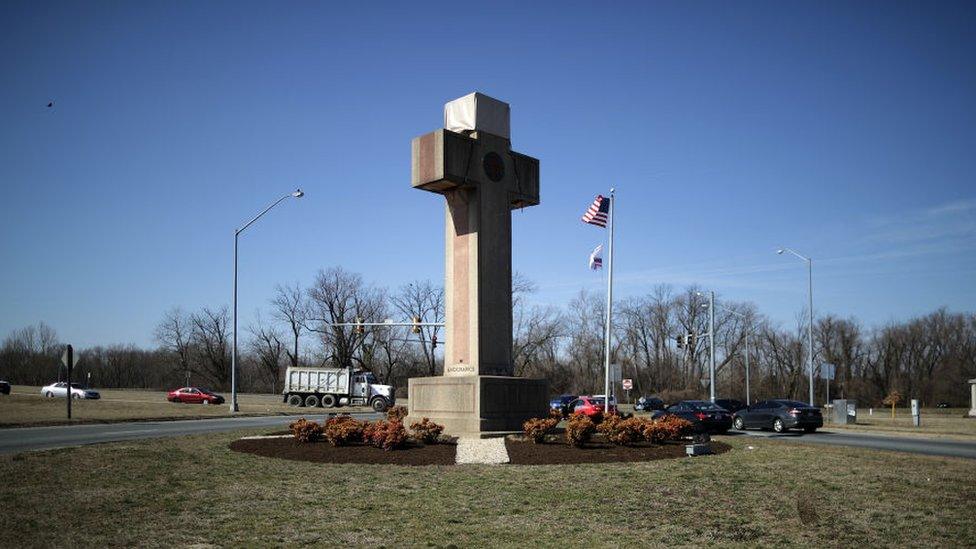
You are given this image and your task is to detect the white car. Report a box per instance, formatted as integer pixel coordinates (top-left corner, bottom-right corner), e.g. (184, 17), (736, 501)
(40, 382), (101, 400)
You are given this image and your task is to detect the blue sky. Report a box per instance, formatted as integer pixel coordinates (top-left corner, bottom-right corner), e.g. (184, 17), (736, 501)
(1, 1), (974, 347)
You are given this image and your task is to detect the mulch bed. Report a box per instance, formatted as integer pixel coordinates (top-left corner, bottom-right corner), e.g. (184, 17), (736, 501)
(229, 438), (457, 466)
(505, 438), (732, 465)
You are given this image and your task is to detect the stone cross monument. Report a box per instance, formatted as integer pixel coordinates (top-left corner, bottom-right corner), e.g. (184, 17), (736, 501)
(405, 92), (548, 434)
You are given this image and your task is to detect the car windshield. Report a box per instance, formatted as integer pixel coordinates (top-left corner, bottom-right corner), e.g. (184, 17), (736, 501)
(198, 388), (214, 394)
(588, 398), (605, 405)
(70, 383), (88, 389)
(778, 400), (809, 408)
(694, 403), (726, 411)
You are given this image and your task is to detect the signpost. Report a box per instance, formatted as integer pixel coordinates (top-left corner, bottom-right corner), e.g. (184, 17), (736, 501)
(60, 345), (78, 419)
(622, 378), (633, 404)
(823, 363), (835, 409)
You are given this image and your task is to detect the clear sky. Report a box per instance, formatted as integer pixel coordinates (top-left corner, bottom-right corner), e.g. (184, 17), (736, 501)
(2, 1), (974, 348)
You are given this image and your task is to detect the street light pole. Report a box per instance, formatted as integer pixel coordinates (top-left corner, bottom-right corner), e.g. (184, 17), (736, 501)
(231, 189), (304, 413)
(777, 247), (815, 406)
(708, 290), (716, 402)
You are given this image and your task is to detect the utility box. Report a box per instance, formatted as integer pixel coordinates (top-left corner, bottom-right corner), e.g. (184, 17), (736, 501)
(911, 398), (920, 427)
(832, 399), (857, 424)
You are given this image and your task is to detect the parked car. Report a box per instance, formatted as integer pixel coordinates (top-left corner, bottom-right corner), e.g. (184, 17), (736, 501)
(0, 380), (10, 395)
(652, 400), (733, 433)
(714, 398), (746, 413)
(549, 394), (577, 417)
(40, 382), (100, 399)
(936, 402), (951, 409)
(167, 387), (225, 405)
(732, 399), (823, 433)
(634, 396), (665, 412)
(568, 395), (617, 418)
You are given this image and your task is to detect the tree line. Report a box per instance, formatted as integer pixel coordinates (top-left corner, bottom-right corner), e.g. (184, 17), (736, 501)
(1, 267), (973, 406)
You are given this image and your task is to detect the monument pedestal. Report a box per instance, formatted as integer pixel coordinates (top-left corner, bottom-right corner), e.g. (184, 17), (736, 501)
(406, 375), (548, 435)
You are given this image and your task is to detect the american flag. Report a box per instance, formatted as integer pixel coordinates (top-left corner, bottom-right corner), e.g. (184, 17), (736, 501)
(581, 194), (609, 228)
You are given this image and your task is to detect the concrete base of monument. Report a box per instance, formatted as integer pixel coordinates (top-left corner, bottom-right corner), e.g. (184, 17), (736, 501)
(405, 375), (549, 436)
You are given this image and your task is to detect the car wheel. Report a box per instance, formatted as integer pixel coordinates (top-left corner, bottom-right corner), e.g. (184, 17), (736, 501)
(733, 417), (745, 430)
(804, 427), (817, 434)
(371, 398), (388, 413)
(71, 393), (81, 399)
(286, 394), (303, 407)
(202, 399), (210, 405)
(45, 391), (53, 398)
(773, 419), (785, 433)
(321, 394), (337, 408)
(173, 397), (181, 403)
(304, 395), (320, 408)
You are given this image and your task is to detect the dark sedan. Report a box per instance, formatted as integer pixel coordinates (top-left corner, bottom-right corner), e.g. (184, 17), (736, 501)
(549, 394), (577, 417)
(634, 396), (664, 412)
(652, 400), (733, 433)
(714, 398), (745, 413)
(0, 380), (10, 395)
(732, 399), (823, 433)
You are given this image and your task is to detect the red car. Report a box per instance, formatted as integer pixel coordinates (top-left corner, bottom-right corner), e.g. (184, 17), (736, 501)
(167, 387), (225, 405)
(567, 395), (617, 418)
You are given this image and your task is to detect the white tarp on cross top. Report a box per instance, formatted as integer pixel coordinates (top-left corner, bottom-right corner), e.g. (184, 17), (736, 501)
(444, 92), (511, 139)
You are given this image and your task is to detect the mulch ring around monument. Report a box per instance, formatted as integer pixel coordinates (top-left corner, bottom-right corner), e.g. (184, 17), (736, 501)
(229, 437), (457, 466)
(505, 437), (732, 465)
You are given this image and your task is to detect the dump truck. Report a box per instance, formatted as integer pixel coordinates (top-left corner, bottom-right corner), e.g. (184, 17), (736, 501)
(282, 366), (394, 412)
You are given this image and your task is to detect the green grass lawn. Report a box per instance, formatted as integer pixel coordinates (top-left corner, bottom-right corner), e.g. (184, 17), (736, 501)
(1, 432), (973, 546)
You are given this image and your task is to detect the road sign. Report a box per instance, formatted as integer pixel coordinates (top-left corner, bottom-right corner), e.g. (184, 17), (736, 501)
(610, 364), (622, 383)
(61, 348), (80, 368)
(822, 363), (835, 380)
(622, 379), (633, 391)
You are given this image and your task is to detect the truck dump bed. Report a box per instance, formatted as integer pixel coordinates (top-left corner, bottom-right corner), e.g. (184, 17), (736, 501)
(285, 367), (350, 394)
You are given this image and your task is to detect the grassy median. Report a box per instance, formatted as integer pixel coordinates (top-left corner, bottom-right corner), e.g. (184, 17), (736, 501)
(1, 432), (973, 546)
(0, 386), (371, 427)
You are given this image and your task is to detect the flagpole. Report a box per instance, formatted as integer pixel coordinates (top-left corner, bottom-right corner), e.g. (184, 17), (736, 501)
(603, 188), (615, 412)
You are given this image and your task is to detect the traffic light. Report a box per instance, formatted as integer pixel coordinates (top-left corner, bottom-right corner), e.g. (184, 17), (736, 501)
(687, 332), (696, 347)
(675, 334), (685, 348)
(411, 316), (421, 334)
(431, 334), (438, 349)
(354, 317), (365, 335)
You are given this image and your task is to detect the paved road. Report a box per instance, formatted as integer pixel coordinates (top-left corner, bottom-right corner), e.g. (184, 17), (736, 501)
(0, 412), (382, 455)
(728, 429), (976, 459)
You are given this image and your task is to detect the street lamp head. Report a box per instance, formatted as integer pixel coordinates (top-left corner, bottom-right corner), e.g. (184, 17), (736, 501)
(292, 189), (304, 198)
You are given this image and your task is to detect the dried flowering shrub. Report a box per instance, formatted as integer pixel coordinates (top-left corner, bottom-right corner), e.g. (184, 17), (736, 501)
(522, 417), (559, 443)
(289, 418), (323, 443)
(410, 417), (445, 444)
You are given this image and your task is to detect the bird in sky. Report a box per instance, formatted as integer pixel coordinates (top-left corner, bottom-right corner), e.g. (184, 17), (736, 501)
(47, 101), (54, 108)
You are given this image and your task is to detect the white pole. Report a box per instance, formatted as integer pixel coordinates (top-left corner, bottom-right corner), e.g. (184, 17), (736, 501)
(231, 231), (239, 412)
(708, 290), (715, 402)
(603, 189), (615, 410)
(807, 258), (815, 406)
(744, 333), (751, 406)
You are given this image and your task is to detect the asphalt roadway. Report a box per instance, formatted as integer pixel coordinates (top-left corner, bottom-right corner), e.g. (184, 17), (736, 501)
(731, 429), (976, 459)
(0, 415), (974, 459)
(0, 412), (381, 455)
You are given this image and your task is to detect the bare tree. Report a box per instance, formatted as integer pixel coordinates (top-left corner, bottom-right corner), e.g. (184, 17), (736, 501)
(190, 306), (231, 387)
(271, 283), (308, 369)
(392, 279), (444, 376)
(248, 314), (286, 393)
(512, 275), (563, 378)
(306, 267), (385, 369)
(154, 307), (195, 385)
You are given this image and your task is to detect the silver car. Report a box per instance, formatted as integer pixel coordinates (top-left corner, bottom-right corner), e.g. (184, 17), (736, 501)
(40, 382), (101, 399)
